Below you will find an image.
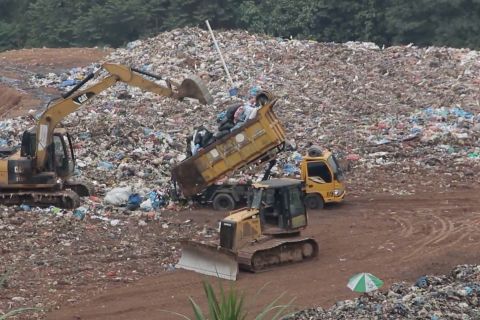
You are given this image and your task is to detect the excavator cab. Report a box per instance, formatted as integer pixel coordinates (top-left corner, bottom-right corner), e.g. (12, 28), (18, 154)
(20, 128), (75, 179)
(51, 129), (75, 178)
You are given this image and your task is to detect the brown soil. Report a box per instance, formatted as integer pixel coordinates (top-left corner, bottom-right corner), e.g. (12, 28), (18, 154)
(0, 48), (110, 118)
(46, 186), (480, 320)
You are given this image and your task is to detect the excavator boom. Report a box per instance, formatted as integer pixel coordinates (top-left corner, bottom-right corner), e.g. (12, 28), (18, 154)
(35, 63), (212, 170)
(0, 63), (212, 209)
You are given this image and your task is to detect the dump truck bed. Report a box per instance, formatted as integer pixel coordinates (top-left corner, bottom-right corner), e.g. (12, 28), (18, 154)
(172, 99), (285, 197)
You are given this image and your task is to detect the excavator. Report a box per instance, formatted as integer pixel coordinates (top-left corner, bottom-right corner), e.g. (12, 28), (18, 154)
(0, 63), (212, 208)
(176, 178), (318, 280)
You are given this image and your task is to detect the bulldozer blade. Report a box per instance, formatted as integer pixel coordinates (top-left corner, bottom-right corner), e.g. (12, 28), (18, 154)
(176, 75), (213, 105)
(176, 241), (238, 280)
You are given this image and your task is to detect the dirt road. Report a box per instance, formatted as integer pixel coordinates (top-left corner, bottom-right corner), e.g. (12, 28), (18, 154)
(47, 187), (480, 320)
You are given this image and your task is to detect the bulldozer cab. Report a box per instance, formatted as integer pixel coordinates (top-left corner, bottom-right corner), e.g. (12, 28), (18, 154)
(250, 178), (307, 231)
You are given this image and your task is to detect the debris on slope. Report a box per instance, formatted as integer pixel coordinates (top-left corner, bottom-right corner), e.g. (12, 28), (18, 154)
(286, 264), (480, 320)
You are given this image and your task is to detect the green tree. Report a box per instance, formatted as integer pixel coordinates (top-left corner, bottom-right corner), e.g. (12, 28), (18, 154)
(165, 0), (239, 30)
(73, 0), (150, 47)
(384, 0), (480, 48)
(0, 0), (30, 50)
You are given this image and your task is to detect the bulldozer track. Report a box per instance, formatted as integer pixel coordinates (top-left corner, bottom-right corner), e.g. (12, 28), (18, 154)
(0, 189), (80, 209)
(237, 237), (319, 272)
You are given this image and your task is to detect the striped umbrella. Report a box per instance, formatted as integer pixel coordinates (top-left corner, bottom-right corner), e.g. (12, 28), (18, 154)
(347, 273), (384, 293)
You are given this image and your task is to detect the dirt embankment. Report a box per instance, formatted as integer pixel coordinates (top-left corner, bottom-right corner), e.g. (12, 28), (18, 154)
(0, 47), (110, 119)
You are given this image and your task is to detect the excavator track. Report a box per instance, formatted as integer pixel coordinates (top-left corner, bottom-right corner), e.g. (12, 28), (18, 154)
(0, 189), (80, 209)
(237, 236), (319, 272)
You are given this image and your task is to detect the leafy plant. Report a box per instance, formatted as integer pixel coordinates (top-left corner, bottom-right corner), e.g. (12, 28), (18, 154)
(0, 308), (40, 320)
(165, 280), (294, 320)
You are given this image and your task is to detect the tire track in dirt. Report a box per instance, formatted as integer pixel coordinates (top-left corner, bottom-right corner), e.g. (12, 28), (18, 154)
(391, 206), (480, 261)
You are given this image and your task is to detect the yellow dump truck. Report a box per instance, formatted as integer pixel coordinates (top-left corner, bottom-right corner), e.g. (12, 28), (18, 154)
(300, 149), (346, 209)
(192, 149), (346, 211)
(171, 91), (346, 210)
(171, 91), (285, 197)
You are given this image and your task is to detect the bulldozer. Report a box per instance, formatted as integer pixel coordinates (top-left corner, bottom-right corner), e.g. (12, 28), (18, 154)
(0, 63), (212, 208)
(176, 178), (319, 280)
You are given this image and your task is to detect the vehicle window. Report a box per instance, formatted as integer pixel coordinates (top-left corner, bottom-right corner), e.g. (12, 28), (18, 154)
(251, 189), (263, 209)
(289, 188), (305, 217)
(53, 136), (65, 166)
(307, 161), (332, 183)
(327, 155), (343, 180)
(62, 135), (73, 161)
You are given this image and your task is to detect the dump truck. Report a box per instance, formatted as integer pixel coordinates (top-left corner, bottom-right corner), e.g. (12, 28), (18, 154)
(193, 149), (346, 211)
(171, 91), (285, 197)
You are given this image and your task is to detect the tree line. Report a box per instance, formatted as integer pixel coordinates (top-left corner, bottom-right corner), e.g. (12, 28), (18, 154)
(1, 0), (479, 52)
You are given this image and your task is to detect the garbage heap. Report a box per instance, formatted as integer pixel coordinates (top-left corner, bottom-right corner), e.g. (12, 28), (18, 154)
(286, 264), (480, 320)
(1, 27), (479, 211)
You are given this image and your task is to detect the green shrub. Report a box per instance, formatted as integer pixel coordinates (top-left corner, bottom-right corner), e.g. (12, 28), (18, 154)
(166, 280), (294, 320)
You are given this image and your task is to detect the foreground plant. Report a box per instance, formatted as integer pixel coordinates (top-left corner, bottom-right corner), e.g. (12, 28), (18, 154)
(166, 280), (294, 320)
(0, 308), (41, 320)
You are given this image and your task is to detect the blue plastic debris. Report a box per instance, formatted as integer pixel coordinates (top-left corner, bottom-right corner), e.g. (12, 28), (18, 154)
(19, 204), (31, 212)
(127, 193), (143, 210)
(149, 190), (165, 209)
(283, 163), (299, 175)
(73, 207), (87, 220)
(97, 161), (114, 170)
(78, 132), (91, 140)
(415, 276), (429, 288)
(59, 79), (79, 88)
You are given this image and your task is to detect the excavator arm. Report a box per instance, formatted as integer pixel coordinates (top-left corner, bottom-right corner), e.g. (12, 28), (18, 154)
(34, 63), (212, 169)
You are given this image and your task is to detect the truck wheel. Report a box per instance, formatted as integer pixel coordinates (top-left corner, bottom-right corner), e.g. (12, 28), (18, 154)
(308, 145), (323, 157)
(304, 194), (324, 210)
(212, 194), (236, 211)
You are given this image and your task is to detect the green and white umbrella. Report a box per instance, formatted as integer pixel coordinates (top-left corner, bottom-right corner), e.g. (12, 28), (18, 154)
(347, 273), (384, 293)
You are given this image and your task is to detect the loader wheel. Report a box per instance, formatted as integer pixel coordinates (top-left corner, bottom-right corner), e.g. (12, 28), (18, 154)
(304, 194), (324, 210)
(212, 193), (236, 211)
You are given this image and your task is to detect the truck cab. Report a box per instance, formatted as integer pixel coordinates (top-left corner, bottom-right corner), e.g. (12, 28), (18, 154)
(300, 150), (345, 209)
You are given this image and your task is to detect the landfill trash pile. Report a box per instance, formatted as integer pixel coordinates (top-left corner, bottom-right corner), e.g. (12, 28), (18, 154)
(1, 27), (479, 319)
(0, 205), (217, 316)
(285, 264), (480, 320)
(0, 27), (476, 207)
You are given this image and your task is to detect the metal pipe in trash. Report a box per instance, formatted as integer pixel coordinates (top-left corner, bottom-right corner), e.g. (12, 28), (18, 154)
(205, 20), (234, 87)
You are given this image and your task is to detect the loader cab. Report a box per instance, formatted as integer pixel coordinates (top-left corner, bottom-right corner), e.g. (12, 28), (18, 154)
(250, 178), (308, 232)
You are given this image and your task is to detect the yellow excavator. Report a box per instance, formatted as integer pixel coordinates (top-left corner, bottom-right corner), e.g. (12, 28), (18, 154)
(176, 178), (318, 280)
(0, 63), (212, 208)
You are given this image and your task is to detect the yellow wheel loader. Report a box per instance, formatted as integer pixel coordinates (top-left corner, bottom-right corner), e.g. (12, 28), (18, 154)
(0, 63), (212, 208)
(176, 178), (319, 280)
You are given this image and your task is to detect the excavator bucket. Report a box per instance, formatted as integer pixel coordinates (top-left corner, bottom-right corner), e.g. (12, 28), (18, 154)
(176, 75), (213, 105)
(176, 240), (238, 280)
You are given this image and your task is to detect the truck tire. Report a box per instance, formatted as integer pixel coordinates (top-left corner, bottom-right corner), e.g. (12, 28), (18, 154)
(308, 145), (323, 157)
(304, 193), (324, 210)
(212, 193), (236, 211)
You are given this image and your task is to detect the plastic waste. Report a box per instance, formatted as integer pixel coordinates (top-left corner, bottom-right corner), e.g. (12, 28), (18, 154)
(104, 186), (132, 206)
(73, 207), (87, 220)
(126, 193), (142, 210)
(98, 161), (114, 170)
